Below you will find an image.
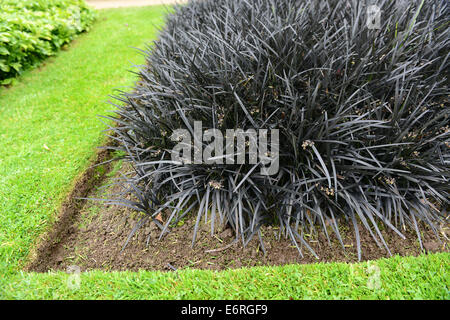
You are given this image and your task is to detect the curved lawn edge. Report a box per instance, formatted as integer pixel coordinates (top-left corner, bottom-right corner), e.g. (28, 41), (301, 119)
(3, 253), (449, 299)
(0, 6), (169, 276)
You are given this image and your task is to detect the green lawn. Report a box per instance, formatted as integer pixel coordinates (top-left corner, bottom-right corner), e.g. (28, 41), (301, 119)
(3, 253), (449, 299)
(0, 6), (168, 277)
(0, 6), (448, 300)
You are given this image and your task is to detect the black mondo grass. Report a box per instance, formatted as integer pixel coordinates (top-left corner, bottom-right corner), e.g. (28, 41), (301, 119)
(102, 0), (450, 260)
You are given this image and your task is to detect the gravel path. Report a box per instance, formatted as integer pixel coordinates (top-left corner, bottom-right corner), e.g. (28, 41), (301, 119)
(86, 0), (186, 9)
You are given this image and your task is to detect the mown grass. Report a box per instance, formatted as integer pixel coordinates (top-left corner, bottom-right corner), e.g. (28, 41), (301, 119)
(3, 253), (449, 299)
(0, 6), (448, 300)
(0, 6), (169, 275)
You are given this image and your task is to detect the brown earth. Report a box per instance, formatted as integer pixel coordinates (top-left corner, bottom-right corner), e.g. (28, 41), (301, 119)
(25, 144), (115, 272)
(27, 154), (449, 273)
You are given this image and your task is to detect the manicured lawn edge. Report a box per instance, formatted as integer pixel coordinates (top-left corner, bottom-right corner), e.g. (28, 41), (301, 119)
(0, 6), (168, 275)
(2, 253), (448, 299)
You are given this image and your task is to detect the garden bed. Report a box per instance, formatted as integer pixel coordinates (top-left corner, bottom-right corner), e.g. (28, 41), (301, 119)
(27, 149), (449, 273)
(4, 1), (447, 300)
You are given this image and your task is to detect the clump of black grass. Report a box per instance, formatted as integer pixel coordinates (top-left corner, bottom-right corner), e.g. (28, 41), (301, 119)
(102, 0), (449, 260)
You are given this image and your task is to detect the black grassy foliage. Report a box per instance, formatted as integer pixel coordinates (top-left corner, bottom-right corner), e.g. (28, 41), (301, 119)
(102, 0), (449, 259)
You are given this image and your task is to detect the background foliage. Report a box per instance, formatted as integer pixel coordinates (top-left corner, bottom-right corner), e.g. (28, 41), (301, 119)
(0, 0), (96, 84)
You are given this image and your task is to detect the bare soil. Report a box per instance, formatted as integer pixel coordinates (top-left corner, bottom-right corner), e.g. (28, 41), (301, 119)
(27, 156), (449, 273)
(26, 145), (114, 272)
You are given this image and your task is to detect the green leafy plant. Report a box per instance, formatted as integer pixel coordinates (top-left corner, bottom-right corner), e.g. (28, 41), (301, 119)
(105, 0), (449, 259)
(0, 0), (96, 84)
